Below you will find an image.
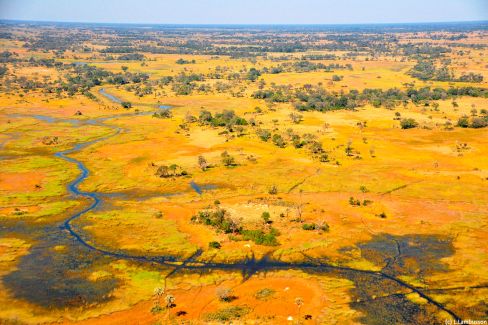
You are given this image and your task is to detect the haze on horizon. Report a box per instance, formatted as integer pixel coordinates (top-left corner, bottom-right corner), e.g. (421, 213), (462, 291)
(0, 0), (487, 25)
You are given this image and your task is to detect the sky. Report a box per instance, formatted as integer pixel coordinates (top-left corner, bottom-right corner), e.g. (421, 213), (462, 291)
(0, 0), (487, 25)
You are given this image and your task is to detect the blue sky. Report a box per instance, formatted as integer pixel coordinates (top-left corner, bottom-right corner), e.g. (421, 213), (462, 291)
(0, 0), (487, 24)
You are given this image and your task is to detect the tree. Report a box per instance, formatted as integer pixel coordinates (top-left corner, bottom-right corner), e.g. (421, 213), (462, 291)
(209, 241), (221, 249)
(221, 151), (235, 166)
(151, 287), (165, 314)
(121, 101), (132, 109)
(470, 117), (488, 128)
(257, 129), (271, 142)
(169, 164), (178, 176)
(261, 211), (271, 224)
(246, 68), (261, 82)
(295, 297), (304, 320)
(289, 112), (303, 124)
(272, 134), (286, 148)
(268, 185), (278, 195)
(345, 140), (353, 156)
(165, 294), (175, 308)
(198, 155), (208, 171)
(332, 75), (342, 81)
(156, 165), (170, 178)
(400, 118), (418, 129)
(457, 116), (469, 128)
(0, 65), (7, 77)
(217, 288), (235, 302)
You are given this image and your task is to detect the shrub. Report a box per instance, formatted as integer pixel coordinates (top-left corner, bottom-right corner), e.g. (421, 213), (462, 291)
(349, 197), (361, 206)
(242, 229), (278, 246)
(302, 223), (329, 231)
(457, 116), (470, 128)
(400, 118), (418, 129)
(302, 223), (317, 231)
(217, 288), (235, 302)
(221, 151), (236, 166)
(256, 128), (271, 142)
(121, 101), (132, 108)
(470, 117), (488, 128)
(255, 288), (276, 300)
(209, 241), (221, 249)
(268, 185), (278, 195)
(272, 134), (286, 148)
(261, 211), (271, 224)
(205, 306), (250, 322)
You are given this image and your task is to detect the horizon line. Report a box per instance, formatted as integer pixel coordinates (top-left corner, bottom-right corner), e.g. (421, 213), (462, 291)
(1, 18), (488, 27)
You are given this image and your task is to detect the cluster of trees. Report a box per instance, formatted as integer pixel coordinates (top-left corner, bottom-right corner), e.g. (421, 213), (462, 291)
(457, 115), (488, 128)
(198, 109), (247, 131)
(349, 197), (373, 206)
(170, 72), (205, 95)
(191, 208), (242, 234)
(153, 109), (172, 119)
(263, 61), (352, 74)
(409, 60), (483, 82)
(118, 53), (145, 60)
(221, 151), (237, 167)
(302, 222), (329, 231)
(400, 44), (452, 58)
(155, 164), (188, 178)
(256, 128), (329, 162)
(293, 86), (358, 111)
(253, 85), (488, 111)
(0, 55), (154, 98)
(176, 58), (196, 64)
(240, 228), (280, 246)
(0, 51), (18, 63)
(251, 85), (291, 102)
(191, 206), (280, 246)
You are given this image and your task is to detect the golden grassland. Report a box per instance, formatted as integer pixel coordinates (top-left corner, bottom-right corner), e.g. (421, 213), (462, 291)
(0, 31), (487, 324)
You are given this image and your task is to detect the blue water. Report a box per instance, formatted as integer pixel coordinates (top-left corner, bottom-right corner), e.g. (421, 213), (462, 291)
(189, 181), (218, 195)
(99, 88), (122, 103)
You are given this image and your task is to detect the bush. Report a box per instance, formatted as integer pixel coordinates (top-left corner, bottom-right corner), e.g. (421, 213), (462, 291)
(221, 151), (236, 166)
(268, 185), (278, 195)
(209, 241), (221, 249)
(470, 117), (488, 128)
(302, 223), (317, 231)
(216, 288), (235, 302)
(272, 134), (286, 148)
(302, 223), (329, 231)
(255, 288), (276, 300)
(121, 101), (132, 108)
(457, 116), (469, 128)
(256, 129), (271, 142)
(242, 229), (278, 246)
(205, 306), (250, 322)
(400, 118), (418, 129)
(457, 116), (488, 128)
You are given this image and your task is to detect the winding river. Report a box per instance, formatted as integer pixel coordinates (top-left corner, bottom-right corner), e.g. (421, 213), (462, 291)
(7, 92), (463, 321)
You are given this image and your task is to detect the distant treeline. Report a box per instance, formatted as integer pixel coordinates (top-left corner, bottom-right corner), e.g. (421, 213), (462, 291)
(253, 85), (488, 111)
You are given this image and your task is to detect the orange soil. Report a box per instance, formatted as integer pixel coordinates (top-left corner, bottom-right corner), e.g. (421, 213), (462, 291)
(0, 172), (44, 192)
